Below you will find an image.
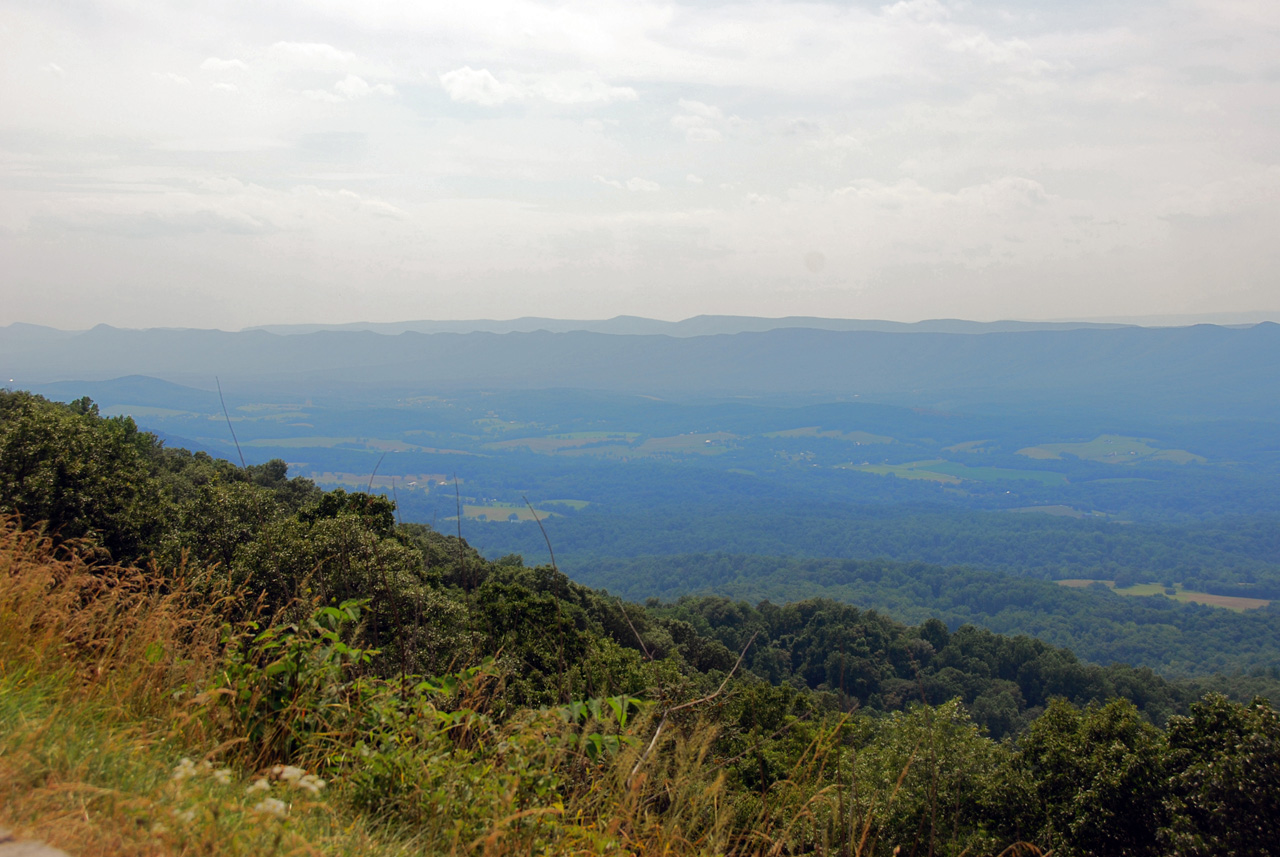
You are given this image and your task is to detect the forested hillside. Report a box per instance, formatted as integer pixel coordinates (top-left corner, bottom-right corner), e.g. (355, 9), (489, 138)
(4, 388), (1280, 855)
(576, 554), (1280, 678)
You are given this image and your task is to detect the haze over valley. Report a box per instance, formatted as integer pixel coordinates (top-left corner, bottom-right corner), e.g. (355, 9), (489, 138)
(8, 314), (1280, 682)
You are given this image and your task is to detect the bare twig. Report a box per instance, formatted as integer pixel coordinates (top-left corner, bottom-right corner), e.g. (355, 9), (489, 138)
(366, 452), (387, 493)
(666, 629), (758, 716)
(215, 377), (246, 469)
(524, 496), (569, 702)
(391, 478), (403, 527)
(618, 597), (653, 661)
(523, 495), (557, 572)
(629, 630), (759, 784)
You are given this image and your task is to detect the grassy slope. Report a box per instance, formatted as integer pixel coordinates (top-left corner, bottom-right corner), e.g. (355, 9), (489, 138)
(0, 524), (420, 857)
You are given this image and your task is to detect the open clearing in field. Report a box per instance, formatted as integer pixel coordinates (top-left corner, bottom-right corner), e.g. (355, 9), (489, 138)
(104, 404), (201, 419)
(1008, 505), (1092, 518)
(766, 426), (895, 445)
(308, 472), (450, 491)
(486, 432), (640, 453)
(543, 499), (590, 510)
(844, 459), (1067, 485)
(474, 417), (541, 434)
(632, 432), (736, 455)
(1056, 579), (1270, 611)
(844, 461), (961, 483)
(461, 503), (556, 522)
(944, 440), (993, 453)
(489, 432), (735, 457)
(1018, 434), (1205, 464)
(243, 436), (475, 454)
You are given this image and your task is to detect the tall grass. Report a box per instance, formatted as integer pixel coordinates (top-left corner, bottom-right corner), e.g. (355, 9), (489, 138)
(0, 520), (414, 856)
(0, 520), (1040, 855)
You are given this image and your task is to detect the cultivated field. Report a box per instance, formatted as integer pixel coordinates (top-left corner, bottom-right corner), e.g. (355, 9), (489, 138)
(845, 459), (1068, 485)
(485, 431), (734, 457)
(1056, 579), (1270, 611)
(461, 503), (556, 522)
(766, 426), (896, 445)
(486, 432), (640, 453)
(1019, 434), (1205, 464)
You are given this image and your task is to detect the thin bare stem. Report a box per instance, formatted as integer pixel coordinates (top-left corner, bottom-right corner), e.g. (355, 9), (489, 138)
(215, 377), (246, 469)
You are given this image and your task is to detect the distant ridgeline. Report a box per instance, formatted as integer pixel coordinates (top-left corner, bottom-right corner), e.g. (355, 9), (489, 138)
(7, 388), (1280, 856)
(5, 318), (1280, 419)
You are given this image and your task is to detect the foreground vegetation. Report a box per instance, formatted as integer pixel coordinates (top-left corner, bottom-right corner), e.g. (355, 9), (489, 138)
(3, 389), (1280, 855)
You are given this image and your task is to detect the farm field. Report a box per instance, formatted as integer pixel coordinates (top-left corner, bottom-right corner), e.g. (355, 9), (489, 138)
(308, 472), (450, 492)
(844, 459), (1068, 485)
(632, 432), (737, 455)
(765, 426), (895, 445)
(486, 431), (734, 457)
(944, 440), (993, 453)
(1019, 434), (1206, 464)
(1007, 505), (1094, 518)
(1056, 579), (1270, 611)
(461, 503), (556, 522)
(485, 432), (640, 453)
(240, 435), (418, 451)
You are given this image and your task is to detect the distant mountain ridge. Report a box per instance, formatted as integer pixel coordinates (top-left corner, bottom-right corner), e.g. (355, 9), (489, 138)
(243, 315), (1134, 337)
(4, 319), (1279, 419)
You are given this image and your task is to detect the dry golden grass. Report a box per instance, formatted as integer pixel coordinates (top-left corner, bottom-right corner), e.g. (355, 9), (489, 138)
(0, 521), (415, 857)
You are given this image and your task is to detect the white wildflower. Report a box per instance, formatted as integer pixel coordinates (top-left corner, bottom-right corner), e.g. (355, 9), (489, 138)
(252, 797), (288, 818)
(295, 774), (327, 795)
(171, 807), (196, 823)
(246, 778), (271, 794)
(171, 758), (198, 782)
(273, 765), (306, 783)
(212, 767), (232, 786)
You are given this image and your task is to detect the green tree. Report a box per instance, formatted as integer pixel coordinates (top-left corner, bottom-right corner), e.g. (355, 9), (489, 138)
(0, 391), (163, 560)
(1160, 693), (1280, 855)
(1016, 698), (1167, 857)
(851, 699), (1012, 857)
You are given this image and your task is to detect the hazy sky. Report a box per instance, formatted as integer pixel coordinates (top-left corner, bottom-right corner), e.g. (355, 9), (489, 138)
(2, 0), (1279, 329)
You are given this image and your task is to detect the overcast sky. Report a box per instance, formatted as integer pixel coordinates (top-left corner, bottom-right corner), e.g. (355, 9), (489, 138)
(2, 0), (1279, 329)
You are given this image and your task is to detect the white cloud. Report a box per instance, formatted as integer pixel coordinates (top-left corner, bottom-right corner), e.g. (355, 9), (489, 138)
(686, 174), (704, 184)
(595, 175), (661, 192)
(527, 74), (637, 105)
(297, 186), (410, 219)
(335, 75), (394, 98)
(439, 66), (637, 106)
(439, 66), (521, 106)
(43, 62), (64, 77)
(881, 0), (951, 24)
(268, 42), (354, 68)
(683, 126), (723, 143)
(303, 75), (395, 102)
(201, 57), (248, 72)
(676, 99), (723, 120)
(153, 72), (191, 86)
(671, 99), (735, 142)
(211, 83), (238, 93)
